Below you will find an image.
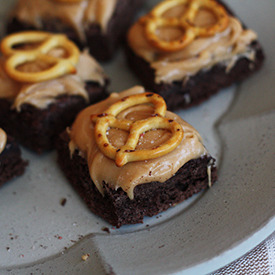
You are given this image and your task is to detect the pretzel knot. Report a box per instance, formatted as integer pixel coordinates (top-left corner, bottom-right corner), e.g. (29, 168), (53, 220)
(142, 0), (229, 52)
(0, 31), (80, 83)
(91, 93), (184, 167)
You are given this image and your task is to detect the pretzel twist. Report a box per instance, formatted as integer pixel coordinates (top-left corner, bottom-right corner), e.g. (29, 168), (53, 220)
(91, 93), (184, 167)
(0, 31), (80, 82)
(142, 0), (229, 52)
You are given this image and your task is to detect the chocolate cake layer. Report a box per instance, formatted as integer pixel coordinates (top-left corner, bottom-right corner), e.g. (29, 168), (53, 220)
(125, 41), (265, 111)
(56, 131), (217, 228)
(0, 135), (28, 187)
(0, 82), (108, 153)
(6, 0), (145, 61)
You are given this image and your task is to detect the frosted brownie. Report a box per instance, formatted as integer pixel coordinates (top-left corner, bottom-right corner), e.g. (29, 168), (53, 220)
(56, 86), (217, 227)
(126, 0), (264, 110)
(0, 31), (108, 153)
(6, 0), (145, 61)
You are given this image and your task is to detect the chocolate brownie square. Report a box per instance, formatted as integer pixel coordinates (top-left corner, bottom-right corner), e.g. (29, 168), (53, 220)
(0, 32), (109, 153)
(56, 86), (217, 227)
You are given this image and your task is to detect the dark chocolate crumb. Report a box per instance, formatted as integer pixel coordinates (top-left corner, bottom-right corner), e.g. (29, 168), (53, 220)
(102, 227), (110, 234)
(60, 198), (67, 206)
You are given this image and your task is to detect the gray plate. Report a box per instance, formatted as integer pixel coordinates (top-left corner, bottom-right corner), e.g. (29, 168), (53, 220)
(0, 0), (274, 274)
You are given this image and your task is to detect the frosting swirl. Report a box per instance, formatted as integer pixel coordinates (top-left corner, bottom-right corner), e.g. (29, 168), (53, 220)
(69, 86), (208, 199)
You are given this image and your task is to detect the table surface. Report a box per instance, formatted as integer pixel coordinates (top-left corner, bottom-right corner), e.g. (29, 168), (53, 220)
(211, 231), (275, 275)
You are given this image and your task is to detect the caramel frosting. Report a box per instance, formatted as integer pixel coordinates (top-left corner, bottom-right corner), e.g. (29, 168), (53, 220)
(12, 75), (88, 111)
(0, 128), (7, 155)
(69, 86), (209, 199)
(127, 7), (258, 83)
(0, 49), (106, 111)
(10, 0), (117, 42)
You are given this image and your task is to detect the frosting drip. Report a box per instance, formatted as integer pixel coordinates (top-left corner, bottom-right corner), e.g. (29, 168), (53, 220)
(11, 0), (117, 42)
(0, 128), (7, 155)
(0, 49), (106, 110)
(69, 86), (208, 199)
(128, 8), (258, 83)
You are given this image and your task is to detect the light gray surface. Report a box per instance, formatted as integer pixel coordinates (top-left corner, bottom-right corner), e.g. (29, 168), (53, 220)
(0, 0), (274, 274)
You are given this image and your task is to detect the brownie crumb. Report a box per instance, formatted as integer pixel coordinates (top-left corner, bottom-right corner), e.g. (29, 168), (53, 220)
(60, 198), (67, 206)
(102, 227), (110, 234)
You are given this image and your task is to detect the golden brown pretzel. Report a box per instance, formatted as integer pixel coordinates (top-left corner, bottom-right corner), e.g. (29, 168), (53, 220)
(142, 0), (229, 52)
(91, 93), (184, 167)
(0, 31), (80, 82)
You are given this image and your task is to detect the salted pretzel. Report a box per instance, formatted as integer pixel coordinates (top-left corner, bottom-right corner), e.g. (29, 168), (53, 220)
(142, 0), (229, 52)
(0, 31), (80, 83)
(91, 93), (183, 167)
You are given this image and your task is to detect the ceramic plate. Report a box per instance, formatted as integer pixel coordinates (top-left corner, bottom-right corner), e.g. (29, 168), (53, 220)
(0, 0), (274, 274)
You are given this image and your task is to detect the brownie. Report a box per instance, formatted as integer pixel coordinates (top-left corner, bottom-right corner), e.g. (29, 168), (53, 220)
(56, 87), (218, 227)
(0, 81), (108, 153)
(0, 133), (28, 187)
(57, 131), (217, 228)
(125, 0), (265, 110)
(0, 30), (110, 153)
(6, 0), (145, 61)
